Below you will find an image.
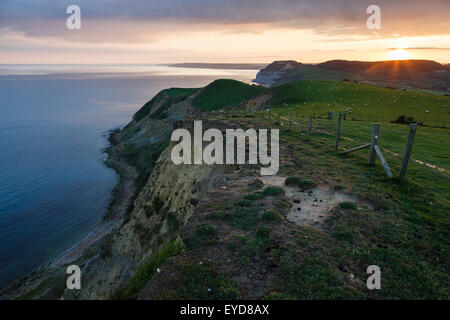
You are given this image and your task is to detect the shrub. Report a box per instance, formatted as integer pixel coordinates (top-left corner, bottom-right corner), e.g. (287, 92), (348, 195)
(233, 207), (259, 230)
(256, 226), (271, 240)
(158, 262), (240, 299)
(262, 186), (284, 196)
(297, 178), (317, 190)
(338, 202), (357, 210)
(243, 193), (264, 201)
(285, 176), (301, 186)
(248, 179), (265, 190)
(195, 223), (218, 239)
(261, 210), (283, 221)
(234, 199), (252, 207)
(210, 210), (225, 220)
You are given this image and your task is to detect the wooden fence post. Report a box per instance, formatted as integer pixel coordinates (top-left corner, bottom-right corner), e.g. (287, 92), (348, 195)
(289, 108), (293, 130)
(335, 113), (342, 152)
(307, 116), (312, 140)
(399, 123), (418, 179)
(369, 123), (380, 165)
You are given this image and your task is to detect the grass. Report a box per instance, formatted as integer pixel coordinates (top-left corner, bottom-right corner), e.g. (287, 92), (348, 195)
(338, 202), (358, 210)
(297, 178), (317, 189)
(269, 80), (450, 127)
(261, 210), (283, 221)
(156, 262), (240, 300)
(186, 223), (219, 249)
(243, 192), (264, 200)
(234, 198), (253, 207)
(248, 115), (449, 299)
(193, 79), (267, 111)
(232, 207), (260, 230)
(114, 240), (183, 300)
(133, 87), (200, 122)
(262, 186), (284, 196)
(117, 78), (449, 299)
(285, 176), (301, 186)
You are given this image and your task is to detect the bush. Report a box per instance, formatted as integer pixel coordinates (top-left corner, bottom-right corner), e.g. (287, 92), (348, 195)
(195, 223), (218, 238)
(262, 186), (284, 196)
(338, 202), (357, 210)
(210, 210), (225, 220)
(243, 193), (264, 201)
(233, 207), (259, 230)
(261, 210), (283, 221)
(285, 176), (301, 186)
(297, 178), (317, 190)
(256, 226), (271, 240)
(234, 199), (252, 207)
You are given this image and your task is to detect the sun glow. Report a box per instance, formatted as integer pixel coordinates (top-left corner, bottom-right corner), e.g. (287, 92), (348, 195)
(386, 48), (412, 60)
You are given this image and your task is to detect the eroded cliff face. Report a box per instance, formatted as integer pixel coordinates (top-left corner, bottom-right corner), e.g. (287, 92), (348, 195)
(64, 142), (217, 299)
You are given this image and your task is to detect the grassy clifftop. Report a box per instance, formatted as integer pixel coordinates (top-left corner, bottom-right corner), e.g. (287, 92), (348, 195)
(269, 80), (450, 126)
(192, 79), (267, 111)
(133, 87), (200, 122)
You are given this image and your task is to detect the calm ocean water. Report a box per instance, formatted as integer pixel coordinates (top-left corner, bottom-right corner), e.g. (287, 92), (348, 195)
(0, 65), (257, 289)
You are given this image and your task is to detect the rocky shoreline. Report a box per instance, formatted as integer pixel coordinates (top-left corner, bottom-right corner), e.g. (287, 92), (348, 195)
(0, 128), (137, 299)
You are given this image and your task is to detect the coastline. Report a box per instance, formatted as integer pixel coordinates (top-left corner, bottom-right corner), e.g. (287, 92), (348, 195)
(0, 128), (137, 299)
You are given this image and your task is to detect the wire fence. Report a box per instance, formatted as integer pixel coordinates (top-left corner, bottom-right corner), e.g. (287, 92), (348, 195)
(244, 108), (450, 177)
(227, 107), (450, 205)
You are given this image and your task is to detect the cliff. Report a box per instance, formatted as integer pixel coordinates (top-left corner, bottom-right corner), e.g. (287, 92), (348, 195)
(254, 59), (450, 91)
(5, 77), (448, 300)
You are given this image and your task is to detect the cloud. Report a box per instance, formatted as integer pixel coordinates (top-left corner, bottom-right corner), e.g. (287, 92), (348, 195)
(0, 0), (449, 45)
(389, 47), (450, 50)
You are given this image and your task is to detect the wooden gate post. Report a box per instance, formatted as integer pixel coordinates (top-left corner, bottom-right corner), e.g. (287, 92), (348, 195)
(335, 113), (342, 152)
(369, 123), (380, 165)
(307, 116), (312, 140)
(399, 123), (418, 179)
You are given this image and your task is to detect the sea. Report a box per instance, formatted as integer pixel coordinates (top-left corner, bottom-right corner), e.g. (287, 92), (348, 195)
(0, 64), (257, 289)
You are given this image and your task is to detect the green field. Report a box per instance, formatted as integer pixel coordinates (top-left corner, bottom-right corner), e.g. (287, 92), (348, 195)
(193, 79), (267, 111)
(134, 87), (200, 121)
(200, 110), (450, 299)
(269, 80), (450, 127)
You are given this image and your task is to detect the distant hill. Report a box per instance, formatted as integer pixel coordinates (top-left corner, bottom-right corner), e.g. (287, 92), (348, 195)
(168, 63), (268, 70)
(254, 59), (450, 92)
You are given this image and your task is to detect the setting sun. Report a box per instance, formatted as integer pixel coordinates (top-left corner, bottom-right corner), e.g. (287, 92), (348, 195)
(387, 48), (413, 60)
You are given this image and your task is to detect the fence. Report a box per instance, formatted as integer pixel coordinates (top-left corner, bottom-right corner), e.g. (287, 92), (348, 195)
(255, 107), (449, 180)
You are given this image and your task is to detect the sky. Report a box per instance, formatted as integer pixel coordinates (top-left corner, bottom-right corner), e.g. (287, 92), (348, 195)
(0, 0), (449, 64)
